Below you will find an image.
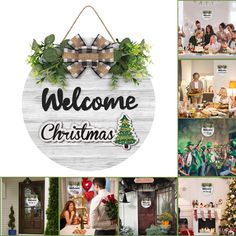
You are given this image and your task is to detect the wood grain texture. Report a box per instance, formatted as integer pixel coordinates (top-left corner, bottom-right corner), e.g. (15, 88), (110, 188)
(22, 69), (155, 170)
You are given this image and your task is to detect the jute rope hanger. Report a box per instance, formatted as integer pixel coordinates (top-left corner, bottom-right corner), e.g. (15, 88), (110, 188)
(63, 5), (116, 43)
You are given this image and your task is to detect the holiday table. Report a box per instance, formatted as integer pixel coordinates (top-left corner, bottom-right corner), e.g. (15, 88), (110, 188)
(60, 225), (95, 235)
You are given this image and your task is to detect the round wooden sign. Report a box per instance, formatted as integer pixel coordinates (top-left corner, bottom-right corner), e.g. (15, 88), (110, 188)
(22, 70), (155, 170)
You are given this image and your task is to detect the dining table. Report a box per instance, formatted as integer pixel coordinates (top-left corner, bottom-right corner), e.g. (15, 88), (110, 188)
(60, 225), (95, 235)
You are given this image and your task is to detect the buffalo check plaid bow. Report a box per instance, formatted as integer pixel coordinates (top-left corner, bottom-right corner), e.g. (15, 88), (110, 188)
(63, 34), (114, 78)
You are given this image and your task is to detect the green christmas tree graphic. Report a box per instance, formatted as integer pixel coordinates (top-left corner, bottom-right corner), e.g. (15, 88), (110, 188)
(220, 178), (236, 235)
(114, 114), (138, 150)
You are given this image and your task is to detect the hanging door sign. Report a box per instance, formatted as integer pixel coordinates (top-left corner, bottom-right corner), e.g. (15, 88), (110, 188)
(22, 7), (155, 171)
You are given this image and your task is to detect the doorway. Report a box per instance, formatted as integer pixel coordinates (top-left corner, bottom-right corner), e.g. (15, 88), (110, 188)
(138, 191), (156, 235)
(19, 180), (45, 234)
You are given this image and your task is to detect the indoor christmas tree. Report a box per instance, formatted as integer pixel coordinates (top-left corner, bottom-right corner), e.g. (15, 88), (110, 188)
(45, 178), (59, 235)
(114, 114), (138, 150)
(220, 178), (236, 235)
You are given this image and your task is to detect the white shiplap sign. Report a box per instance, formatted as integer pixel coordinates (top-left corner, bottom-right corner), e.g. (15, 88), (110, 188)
(22, 69), (155, 170)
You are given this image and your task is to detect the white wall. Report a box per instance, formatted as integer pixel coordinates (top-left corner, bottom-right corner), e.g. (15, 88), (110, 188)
(44, 178), (49, 230)
(213, 60), (236, 92)
(178, 178), (230, 229)
(1, 177), (45, 235)
(120, 191), (138, 235)
(179, 1), (235, 47)
(181, 60), (236, 94)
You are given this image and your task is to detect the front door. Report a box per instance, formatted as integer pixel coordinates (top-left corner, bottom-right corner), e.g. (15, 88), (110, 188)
(19, 180), (45, 234)
(138, 191), (156, 235)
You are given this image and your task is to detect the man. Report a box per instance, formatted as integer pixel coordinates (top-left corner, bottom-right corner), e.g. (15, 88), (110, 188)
(204, 35), (221, 53)
(189, 72), (204, 105)
(90, 178), (117, 235)
(195, 20), (205, 34)
(199, 146), (207, 176)
(184, 140), (202, 175)
(205, 142), (219, 176)
(189, 30), (205, 51)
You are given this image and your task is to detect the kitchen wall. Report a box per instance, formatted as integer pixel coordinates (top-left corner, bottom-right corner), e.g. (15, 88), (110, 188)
(1, 177), (48, 235)
(180, 60), (236, 95)
(179, 1), (236, 47)
(178, 178), (230, 229)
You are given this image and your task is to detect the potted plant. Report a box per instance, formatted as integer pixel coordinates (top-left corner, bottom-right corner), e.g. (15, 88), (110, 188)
(160, 212), (173, 227)
(8, 206), (16, 235)
(145, 225), (162, 235)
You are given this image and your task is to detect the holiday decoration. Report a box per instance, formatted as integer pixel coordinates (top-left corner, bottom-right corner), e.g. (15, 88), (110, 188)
(220, 179), (236, 235)
(84, 191), (94, 202)
(45, 178), (59, 235)
(194, 209), (198, 221)
(208, 209), (212, 220)
(23, 5), (155, 170)
(28, 6), (151, 88)
(82, 178), (94, 202)
(63, 34), (114, 78)
(113, 114), (138, 150)
(82, 178), (92, 192)
(200, 210), (205, 221)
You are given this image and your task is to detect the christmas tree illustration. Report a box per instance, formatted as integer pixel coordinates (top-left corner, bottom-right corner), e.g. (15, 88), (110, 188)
(220, 178), (236, 235)
(114, 114), (138, 150)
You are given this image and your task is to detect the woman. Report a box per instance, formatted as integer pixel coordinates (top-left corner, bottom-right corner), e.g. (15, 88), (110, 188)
(226, 23), (235, 41)
(189, 30), (204, 51)
(216, 22), (227, 42)
(60, 200), (77, 230)
(213, 87), (229, 104)
(178, 26), (186, 47)
(229, 96), (236, 117)
(204, 25), (216, 45)
(189, 72), (203, 105)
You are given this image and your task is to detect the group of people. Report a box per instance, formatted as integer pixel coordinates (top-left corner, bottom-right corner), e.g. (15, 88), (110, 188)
(178, 139), (236, 176)
(60, 178), (117, 235)
(184, 72), (236, 117)
(178, 20), (236, 53)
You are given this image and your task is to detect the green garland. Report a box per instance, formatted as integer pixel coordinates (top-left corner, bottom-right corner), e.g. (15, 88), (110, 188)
(28, 35), (151, 88)
(111, 38), (151, 88)
(28, 34), (69, 87)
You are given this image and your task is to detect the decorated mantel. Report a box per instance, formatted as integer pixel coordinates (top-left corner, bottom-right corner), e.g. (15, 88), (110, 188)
(191, 183), (223, 235)
(22, 6), (155, 170)
(192, 207), (222, 235)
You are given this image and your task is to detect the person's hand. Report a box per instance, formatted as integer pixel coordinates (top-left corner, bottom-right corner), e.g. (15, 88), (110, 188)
(71, 211), (75, 217)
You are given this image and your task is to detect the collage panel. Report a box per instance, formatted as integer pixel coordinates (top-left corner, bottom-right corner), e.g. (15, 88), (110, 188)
(178, 119), (236, 176)
(178, 177), (236, 236)
(178, 1), (236, 59)
(0, 177), (59, 235)
(59, 177), (119, 235)
(178, 59), (236, 119)
(119, 178), (177, 236)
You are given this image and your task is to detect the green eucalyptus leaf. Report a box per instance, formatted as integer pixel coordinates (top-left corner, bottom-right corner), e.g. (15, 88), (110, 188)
(109, 64), (122, 74)
(114, 50), (123, 61)
(120, 38), (131, 46)
(55, 47), (63, 56)
(44, 34), (55, 45)
(43, 48), (59, 63)
(32, 39), (39, 51)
